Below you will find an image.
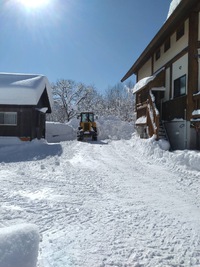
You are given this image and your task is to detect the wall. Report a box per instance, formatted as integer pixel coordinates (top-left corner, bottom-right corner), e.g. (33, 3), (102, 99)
(198, 12), (200, 41)
(154, 19), (189, 73)
(164, 67), (171, 101)
(172, 53), (188, 97)
(198, 11), (200, 91)
(137, 58), (152, 81)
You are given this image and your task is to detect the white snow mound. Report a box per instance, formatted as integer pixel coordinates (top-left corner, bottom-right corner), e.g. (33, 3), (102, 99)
(0, 224), (39, 267)
(46, 116), (135, 142)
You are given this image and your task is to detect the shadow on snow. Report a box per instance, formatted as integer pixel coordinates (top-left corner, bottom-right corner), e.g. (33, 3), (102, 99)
(0, 142), (63, 163)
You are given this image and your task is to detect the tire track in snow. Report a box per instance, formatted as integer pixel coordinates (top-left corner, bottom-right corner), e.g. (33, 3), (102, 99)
(0, 140), (200, 266)
(67, 140), (200, 266)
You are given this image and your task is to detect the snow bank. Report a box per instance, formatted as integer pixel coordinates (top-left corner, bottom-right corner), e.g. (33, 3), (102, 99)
(0, 224), (39, 267)
(46, 116), (135, 142)
(97, 116), (134, 140)
(130, 133), (200, 172)
(132, 76), (155, 94)
(46, 121), (76, 142)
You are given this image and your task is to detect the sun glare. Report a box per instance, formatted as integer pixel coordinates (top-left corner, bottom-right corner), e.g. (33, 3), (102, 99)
(18, 0), (49, 9)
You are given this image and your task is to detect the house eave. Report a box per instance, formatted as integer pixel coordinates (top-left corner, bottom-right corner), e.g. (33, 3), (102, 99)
(121, 0), (200, 82)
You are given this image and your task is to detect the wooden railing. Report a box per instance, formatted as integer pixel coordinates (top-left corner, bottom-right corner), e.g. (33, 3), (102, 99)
(191, 93), (200, 131)
(136, 101), (147, 119)
(162, 95), (187, 121)
(192, 93), (200, 118)
(135, 91), (160, 139)
(146, 92), (160, 139)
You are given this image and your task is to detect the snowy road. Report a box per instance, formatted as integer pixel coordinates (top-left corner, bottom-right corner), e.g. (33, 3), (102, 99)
(0, 139), (200, 267)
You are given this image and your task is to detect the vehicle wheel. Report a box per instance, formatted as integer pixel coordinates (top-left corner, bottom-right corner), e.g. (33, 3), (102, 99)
(77, 136), (83, 141)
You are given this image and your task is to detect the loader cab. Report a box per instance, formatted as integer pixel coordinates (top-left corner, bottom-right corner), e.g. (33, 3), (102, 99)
(81, 112), (94, 123)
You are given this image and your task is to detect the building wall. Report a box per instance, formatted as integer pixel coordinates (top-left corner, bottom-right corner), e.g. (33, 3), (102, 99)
(153, 19), (189, 73)
(164, 67), (171, 101)
(198, 12), (200, 91)
(172, 53), (188, 97)
(137, 19), (190, 103)
(198, 11), (200, 41)
(198, 54), (200, 91)
(137, 58), (152, 81)
(133, 7), (200, 150)
(0, 106), (45, 140)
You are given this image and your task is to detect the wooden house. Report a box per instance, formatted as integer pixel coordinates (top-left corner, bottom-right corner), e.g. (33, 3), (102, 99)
(0, 73), (53, 141)
(121, 0), (200, 150)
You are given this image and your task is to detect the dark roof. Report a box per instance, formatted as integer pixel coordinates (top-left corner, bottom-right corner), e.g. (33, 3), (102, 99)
(121, 0), (200, 82)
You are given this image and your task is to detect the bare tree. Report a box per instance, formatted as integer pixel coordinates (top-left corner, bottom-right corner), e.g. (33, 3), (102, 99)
(51, 79), (93, 122)
(47, 79), (135, 123)
(103, 82), (135, 121)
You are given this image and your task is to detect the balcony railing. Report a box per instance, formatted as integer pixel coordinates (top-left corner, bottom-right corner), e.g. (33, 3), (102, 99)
(136, 91), (160, 139)
(146, 92), (160, 139)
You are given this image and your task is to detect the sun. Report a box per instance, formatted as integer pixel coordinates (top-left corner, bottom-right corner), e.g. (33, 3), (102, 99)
(18, 0), (49, 9)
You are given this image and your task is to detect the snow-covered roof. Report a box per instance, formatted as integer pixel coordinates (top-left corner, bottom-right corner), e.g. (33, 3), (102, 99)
(0, 73), (53, 111)
(132, 68), (165, 94)
(167, 0), (182, 19)
(132, 76), (154, 94)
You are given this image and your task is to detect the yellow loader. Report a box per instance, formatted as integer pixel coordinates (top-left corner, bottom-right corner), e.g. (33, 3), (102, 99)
(77, 112), (98, 141)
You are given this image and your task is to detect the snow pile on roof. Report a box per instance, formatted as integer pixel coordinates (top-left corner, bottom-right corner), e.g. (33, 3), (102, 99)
(132, 76), (155, 94)
(0, 72), (53, 108)
(167, 0), (182, 19)
(0, 224), (39, 267)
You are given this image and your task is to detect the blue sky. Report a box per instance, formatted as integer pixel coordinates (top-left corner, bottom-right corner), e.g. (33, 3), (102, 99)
(0, 0), (171, 93)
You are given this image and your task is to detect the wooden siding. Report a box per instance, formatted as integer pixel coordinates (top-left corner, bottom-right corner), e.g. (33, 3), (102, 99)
(162, 95), (187, 121)
(187, 10), (199, 120)
(0, 105), (46, 140)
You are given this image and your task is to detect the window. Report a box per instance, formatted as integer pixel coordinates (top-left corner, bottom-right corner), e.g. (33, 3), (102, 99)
(164, 37), (170, 52)
(176, 23), (185, 41)
(155, 48), (161, 61)
(0, 112), (17, 125)
(174, 75), (186, 98)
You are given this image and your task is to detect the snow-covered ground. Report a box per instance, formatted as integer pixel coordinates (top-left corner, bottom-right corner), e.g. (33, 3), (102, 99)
(0, 116), (200, 267)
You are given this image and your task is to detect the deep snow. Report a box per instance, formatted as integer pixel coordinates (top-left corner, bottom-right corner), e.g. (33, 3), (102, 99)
(0, 116), (200, 267)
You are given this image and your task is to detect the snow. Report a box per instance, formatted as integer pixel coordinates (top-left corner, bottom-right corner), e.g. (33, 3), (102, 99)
(0, 224), (39, 267)
(132, 69), (165, 95)
(132, 76), (154, 94)
(167, 0), (182, 19)
(135, 116), (147, 125)
(0, 72), (53, 108)
(0, 117), (200, 267)
(192, 109), (200, 116)
(46, 116), (134, 142)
